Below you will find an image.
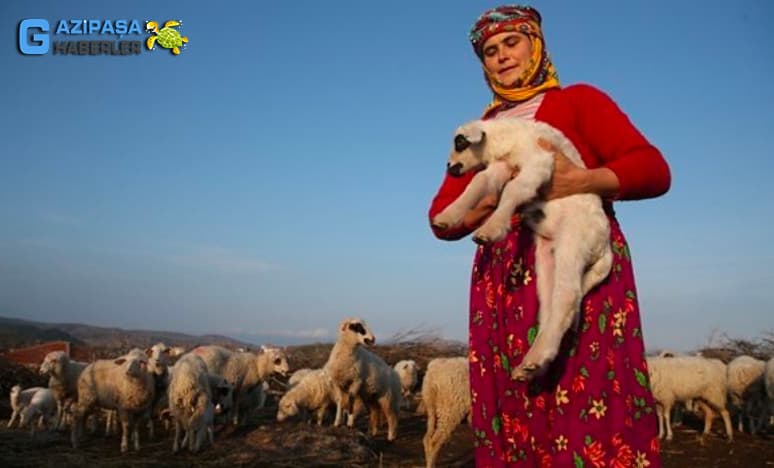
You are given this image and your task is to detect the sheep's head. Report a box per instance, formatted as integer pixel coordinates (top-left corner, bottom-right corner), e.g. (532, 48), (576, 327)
(10, 385), (21, 399)
(40, 351), (66, 375)
(145, 343), (171, 377)
(276, 393), (299, 422)
(116, 353), (148, 378)
(209, 376), (234, 412)
(338, 317), (375, 347)
(447, 121), (488, 177)
(260, 346), (290, 377)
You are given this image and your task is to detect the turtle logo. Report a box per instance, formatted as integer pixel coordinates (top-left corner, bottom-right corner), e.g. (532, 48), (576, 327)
(145, 20), (188, 55)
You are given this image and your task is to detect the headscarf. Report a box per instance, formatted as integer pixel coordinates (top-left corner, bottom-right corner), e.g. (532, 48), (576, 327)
(469, 5), (560, 115)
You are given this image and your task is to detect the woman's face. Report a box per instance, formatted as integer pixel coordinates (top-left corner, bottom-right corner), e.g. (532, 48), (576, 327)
(481, 32), (533, 87)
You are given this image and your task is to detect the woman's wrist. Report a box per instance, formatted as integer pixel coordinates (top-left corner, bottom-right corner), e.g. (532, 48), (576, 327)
(580, 167), (620, 200)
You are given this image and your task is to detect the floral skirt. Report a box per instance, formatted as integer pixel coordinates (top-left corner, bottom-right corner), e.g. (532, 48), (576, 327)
(468, 217), (660, 468)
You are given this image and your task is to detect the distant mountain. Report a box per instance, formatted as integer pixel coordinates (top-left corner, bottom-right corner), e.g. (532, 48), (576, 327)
(0, 315), (253, 350)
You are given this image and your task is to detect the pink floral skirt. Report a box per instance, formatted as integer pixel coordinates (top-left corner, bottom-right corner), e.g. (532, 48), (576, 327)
(468, 217), (660, 467)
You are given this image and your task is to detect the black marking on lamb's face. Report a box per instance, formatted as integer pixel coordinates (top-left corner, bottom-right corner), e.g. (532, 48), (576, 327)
(447, 162), (464, 177)
(454, 134), (470, 152)
(273, 357), (282, 365)
(348, 322), (367, 335)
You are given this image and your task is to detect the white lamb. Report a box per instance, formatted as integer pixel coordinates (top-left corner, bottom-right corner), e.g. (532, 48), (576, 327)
(18, 388), (57, 437)
(646, 355), (733, 441)
(323, 317), (401, 440)
(422, 357), (471, 468)
(71, 351), (156, 453)
(394, 360), (419, 397)
(726, 355), (766, 433)
(276, 368), (337, 425)
(168, 353), (231, 453)
(288, 368), (315, 387)
(431, 118), (612, 381)
(191, 344), (289, 425)
(8, 385), (45, 429)
(39, 351), (88, 429)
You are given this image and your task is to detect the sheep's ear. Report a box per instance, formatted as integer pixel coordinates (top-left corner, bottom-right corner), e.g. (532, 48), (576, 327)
(145, 348), (153, 357)
(340, 320), (350, 332)
(114, 358), (126, 366)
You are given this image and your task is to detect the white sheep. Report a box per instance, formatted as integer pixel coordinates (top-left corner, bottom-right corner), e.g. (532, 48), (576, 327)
(726, 355), (766, 433)
(394, 360), (419, 397)
(323, 317), (401, 441)
(288, 368), (315, 387)
(39, 351), (88, 429)
(168, 354), (220, 453)
(431, 118), (612, 381)
(422, 357), (470, 468)
(8, 385), (45, 429)
(276, 368), (337, 425)
(190, 344), (289, 425)
(71, 351), (156, 453)
(646, 355), (733, 441)
(18, 388), (57, 437)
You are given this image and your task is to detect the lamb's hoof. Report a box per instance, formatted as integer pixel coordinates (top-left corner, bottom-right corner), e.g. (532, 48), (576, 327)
(431, 221), (449, 231)
(510, 363), (540, 382)
(472, 234), (492, 245)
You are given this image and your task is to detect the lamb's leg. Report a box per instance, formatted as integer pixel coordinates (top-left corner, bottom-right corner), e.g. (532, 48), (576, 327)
(534, 237), (555, 338)
(379, 397), (398, 442)
(581, 247), (613, 297)
(473, 158), (552, 244)
(8, 410), (18, 429)
(664, 403), (674, 441)
(426, 412), (462, 468)
(512, 240), (584, 380)
(432, 162), (509, 231)
(348, 396), (364, 428)
(656, 405), (665, 439)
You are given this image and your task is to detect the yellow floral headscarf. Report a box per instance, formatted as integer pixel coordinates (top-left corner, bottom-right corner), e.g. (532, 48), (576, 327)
(469, 5), (560, 115)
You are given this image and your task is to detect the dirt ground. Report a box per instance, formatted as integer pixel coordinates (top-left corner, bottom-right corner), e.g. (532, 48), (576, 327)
(1, 406), (772, 468)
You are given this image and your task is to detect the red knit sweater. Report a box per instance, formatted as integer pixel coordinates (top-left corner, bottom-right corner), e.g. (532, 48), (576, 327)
(428, 83), (671, 240)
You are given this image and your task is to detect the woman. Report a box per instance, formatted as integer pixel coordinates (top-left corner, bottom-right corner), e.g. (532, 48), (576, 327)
(429, 5), (670, 467)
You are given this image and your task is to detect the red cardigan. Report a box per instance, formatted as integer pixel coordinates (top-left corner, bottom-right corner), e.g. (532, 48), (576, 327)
(428, 83), (671, 240)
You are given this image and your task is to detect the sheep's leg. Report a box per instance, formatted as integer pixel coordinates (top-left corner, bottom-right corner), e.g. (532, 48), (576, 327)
(473, 157), (551, 244)
(368, 405), (380, 436)
(118, 410), (130, 453)
(173, 419), (182, 453)
(423, 405), (436, 460)
(315, 406), (327, 426)
(720, 407), (733, 442)
(426, 412), (461, 468)
(379, 397), (398, 442)
(333, 389), (346, 427)
(534, 237), (555, 341)
(512, 239), (584, 381)
(348, 396), (364, 428)
(8, 410), (18, 429)
(55, 400), (63, 430)
(432, 162), (509, 231)
(656, 405), (664, 439)
(664, 403), (674, 441)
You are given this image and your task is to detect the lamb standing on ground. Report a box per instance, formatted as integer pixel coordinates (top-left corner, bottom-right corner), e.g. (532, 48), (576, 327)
(71, 351), (156, 453)
(323, 317), (401, 441)
(646, 355), (733, 441)
(276, 368), (337, 425)
(191, 344), (289, 425)
(421, 357), (470, 468)
(726, 355), (766, 433)
(168, 353), (230, 453)
(8, 385), (45, 429)
(394, 360), (419, 401)
(431, 118), (612, 381)
(18, 388), (57, 438)
(39, 351), (88, 430)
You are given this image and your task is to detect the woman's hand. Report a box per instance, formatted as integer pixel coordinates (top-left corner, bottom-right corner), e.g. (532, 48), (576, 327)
(536, 137), (621, 201)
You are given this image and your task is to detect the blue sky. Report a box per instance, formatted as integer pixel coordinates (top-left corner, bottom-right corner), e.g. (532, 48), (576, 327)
(1, 1), (772, 351)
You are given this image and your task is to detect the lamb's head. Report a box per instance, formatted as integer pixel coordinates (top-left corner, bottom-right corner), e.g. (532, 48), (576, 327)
(447, 121), (489, 177)
(144, 343), (171, 377)
(276, 392), (299, 422)
(208, 375), (234, 413)
(40, 351), (66, 376)
(259, 346), (290, 377)
(338, 317), (375, 347)
(10, 385), (21, 402)
(115, 352), (149, 379)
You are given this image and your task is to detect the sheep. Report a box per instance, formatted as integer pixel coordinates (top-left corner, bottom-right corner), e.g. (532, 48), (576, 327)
(276, 368), (336, 425)
(167, 353), (233, 453)
(726, 355), (766, 433)
(766, 357), (774, 426)
(323, 317), (401, 441)
(394, 360), (419, 404)
(646, 355), (733, 442)
(190, 344), (289, 425)
(8, 385), (46, 429)
(288, 368), (315, 387)
(18, 388), (57, 438)
(431, 118), (612, 381)
(422, 357), (471, 468)
(39, 351), (88, 430)
(71, 351), (156, 453)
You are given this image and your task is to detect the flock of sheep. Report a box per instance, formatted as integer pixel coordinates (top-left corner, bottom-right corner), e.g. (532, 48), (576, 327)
(5, 317), (470, 467)
(7, 318), (773, 467)
(646, 351), (774, 443)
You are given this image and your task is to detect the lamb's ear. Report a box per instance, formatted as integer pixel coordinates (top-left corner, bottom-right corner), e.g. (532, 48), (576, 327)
(467, 128), (486, 145)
